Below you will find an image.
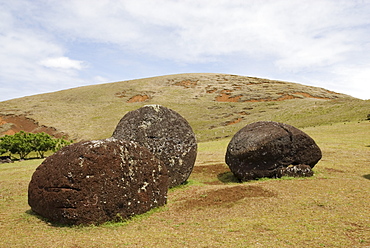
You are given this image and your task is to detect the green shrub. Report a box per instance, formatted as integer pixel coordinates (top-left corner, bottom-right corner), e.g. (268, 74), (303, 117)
(0, 131), (72, 159)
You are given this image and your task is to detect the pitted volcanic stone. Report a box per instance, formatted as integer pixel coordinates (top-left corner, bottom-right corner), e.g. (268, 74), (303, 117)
(28, 138), (168, 225)
(112, 105), (197, 188)
(225, 121), (321, 181)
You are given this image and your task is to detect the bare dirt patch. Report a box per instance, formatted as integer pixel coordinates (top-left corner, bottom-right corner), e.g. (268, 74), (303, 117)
(238, 111), (250, 116)
(245, 92), (332, 102)
(215, 93), (242, 102)
(127, 94), (150, 103)
(276, 94), (297, 101)
(191, 163), (234, 185)
(224, 117), (242, 126)
(0, 114), (68, 138)
(193, 163), (230, 177)
(206, 86), (217, 93)
(175, 185), (276, 210)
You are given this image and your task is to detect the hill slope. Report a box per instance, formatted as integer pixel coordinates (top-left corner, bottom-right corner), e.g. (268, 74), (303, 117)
(0, 73), (368, 142)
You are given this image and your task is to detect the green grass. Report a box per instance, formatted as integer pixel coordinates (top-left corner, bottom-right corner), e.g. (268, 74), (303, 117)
(1, 121), (369, 247)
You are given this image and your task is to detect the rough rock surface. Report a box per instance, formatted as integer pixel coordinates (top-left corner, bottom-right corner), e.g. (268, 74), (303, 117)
(277, 164), (314, 177)
(112, 105), (197, 188)
(225, 121), (321, 181)
(28, 138), (168, 225)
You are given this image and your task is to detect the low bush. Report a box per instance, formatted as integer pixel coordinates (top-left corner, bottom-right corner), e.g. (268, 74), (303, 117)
(0, 131), (72, 159)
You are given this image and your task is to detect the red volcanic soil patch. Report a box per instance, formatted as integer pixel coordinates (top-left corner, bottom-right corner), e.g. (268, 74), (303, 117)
(191, 163), (238, 185)
(192, 163), (230, 178)
(238, 111), (250, 116)
(224, 118), (242, 126)
(215, 92), (242, 102)
(245, 92), (331, 102)
(277, 94), (296, 101)
(175, 185), (276, 210)
(0, 115), (68, 138)
(127, 94), (150, 103)
(174, 80), (198, 88)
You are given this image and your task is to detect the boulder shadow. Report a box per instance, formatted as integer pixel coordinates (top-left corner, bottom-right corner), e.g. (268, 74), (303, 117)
(25, 209), (72, 227)
(363, 174), (370, 180)
(217, 171), (240, 183)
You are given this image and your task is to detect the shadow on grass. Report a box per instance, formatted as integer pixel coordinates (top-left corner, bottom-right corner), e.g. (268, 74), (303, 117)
(25, 207), (165, 228)
(25, 209), (75, 227)
(363, 174), (370, 180)
(217, 171), (241, 183)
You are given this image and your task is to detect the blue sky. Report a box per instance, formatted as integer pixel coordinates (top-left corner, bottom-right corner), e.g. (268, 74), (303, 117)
(1, 0), (370, 101)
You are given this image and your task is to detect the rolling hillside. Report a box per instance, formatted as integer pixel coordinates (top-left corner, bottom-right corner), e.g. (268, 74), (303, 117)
(0, 73), (369, 142)
(1, 73), (370, 247)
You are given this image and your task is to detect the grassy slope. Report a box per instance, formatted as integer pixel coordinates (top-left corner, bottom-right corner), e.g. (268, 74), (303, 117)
(0, 73), (368, 142)
(1, 73), (370, 247)
(0, 122), (369, 247)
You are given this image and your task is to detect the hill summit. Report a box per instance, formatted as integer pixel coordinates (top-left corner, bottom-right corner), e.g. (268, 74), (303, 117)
(0, 73), (368, 142)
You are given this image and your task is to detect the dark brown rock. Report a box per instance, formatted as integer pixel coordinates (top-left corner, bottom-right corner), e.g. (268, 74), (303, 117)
(112, 105), (197, 188)
(225, 121), (321, 181)
(28, 138), (168, 225)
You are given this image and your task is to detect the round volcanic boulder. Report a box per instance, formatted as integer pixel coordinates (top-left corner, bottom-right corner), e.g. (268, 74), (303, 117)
(28, 138), (168, 225)
(112, 105), (197, 188)
(225, 121), (322, 181)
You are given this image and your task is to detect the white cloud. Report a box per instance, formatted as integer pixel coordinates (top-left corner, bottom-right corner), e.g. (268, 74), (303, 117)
(0, 1), (92, 101)
(40, 57), (86, 70)
(1, 0), (370, 100)
(330, 64), (370, 100)
(35, 1), (369, 70)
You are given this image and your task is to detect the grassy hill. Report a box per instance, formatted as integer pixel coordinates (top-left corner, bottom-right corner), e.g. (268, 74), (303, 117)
(0, 73), (369, 142)
(1, 73), (370, 247)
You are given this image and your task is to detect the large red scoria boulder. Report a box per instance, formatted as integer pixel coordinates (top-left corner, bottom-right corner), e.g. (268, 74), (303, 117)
(28, 138), (168, 225)
(112, 105), (197, 188)
(225, 121), (322, 181)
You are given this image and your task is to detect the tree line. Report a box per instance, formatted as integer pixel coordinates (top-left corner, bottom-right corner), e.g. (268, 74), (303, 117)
(0, 131), (72, 160)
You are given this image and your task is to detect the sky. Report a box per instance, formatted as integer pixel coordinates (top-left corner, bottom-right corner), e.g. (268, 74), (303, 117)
(1, 0), (370, 101)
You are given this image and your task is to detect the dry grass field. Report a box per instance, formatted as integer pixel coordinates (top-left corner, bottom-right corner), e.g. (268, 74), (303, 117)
(0, 73), (370, 247)
(0, 121), (369, 247)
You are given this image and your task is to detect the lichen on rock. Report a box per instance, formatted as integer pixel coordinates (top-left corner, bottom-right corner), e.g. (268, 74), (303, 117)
(112, 105), (197, 188)
(28, 138), (168, 225)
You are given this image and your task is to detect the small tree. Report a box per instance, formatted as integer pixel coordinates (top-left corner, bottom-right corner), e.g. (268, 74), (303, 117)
(0, 142), (8, 156)
(0, 131), (73, 159)
(30, 132), (57, 158)
(0, 135), (10, 156)
(2, 131), (34, 159)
